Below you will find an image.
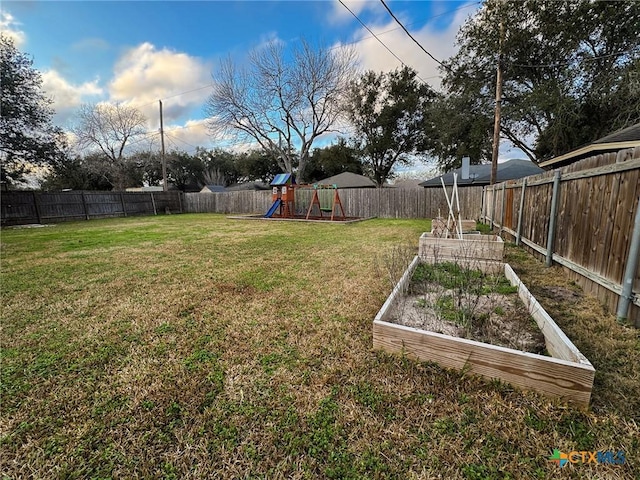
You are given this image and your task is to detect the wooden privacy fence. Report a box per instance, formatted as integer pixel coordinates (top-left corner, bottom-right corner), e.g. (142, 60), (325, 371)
(1, 190), (183, 226)
(184, 186), (484, 220)
(483, 147), (640, 325)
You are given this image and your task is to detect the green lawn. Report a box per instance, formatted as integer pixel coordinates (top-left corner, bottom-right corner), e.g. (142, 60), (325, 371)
(1, 214), (638, 479)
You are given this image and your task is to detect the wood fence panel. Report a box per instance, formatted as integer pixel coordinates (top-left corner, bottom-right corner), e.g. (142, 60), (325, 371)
(84, 192), (124, 217)
(0, 191), (39, 224)
(1, 190), (184, 225)
(485, 147), (640, 324)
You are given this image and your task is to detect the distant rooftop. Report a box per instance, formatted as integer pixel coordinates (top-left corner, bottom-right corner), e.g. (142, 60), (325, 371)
(419, 159), (544, 187)
(316, 172), (376, 189)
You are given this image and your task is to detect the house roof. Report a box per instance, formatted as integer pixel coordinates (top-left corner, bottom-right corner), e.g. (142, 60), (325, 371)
(200, 184), (227, 193)
(389, 179), (425, 189)
(316, 172), (376, 189)
(539, 123), (640, 169)
(420, 159), (544, 187)
(226, 181), (270, 191)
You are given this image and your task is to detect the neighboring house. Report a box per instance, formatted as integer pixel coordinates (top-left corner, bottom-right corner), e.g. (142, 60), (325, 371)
(226, 182), (270, 191)
(390, 179), (424, 189)
(539, 123), (640, 170)
(419, 159), (544, 188)
(200, 184), (227, 193)
(316, 172), (376, 189)
(125, 186), (164, 192)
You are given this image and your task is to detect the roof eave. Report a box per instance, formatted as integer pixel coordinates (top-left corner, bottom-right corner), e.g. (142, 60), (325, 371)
(539, 141), (640, 168)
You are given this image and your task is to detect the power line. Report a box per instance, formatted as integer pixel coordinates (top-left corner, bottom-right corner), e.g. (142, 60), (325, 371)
(379, 0), (450, 72)
(337, 0), (416, 75)
(124, 130), (161, 148)
(164, 131), (200, 151)
(332, 2), (480, 51)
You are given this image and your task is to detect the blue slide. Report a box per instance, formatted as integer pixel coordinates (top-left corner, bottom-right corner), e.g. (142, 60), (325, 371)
(264, 199), (281, 218)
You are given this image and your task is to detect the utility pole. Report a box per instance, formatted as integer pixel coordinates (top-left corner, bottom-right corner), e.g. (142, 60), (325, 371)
(159, 100), (168, 191)
(490, 12), (504, 186)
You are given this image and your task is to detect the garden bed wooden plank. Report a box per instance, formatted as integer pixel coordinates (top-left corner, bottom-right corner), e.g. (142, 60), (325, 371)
(505, 264), (591, 365)
(373, 320), (595, 408)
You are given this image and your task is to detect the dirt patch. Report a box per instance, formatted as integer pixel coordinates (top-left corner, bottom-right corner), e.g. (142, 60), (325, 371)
(387, 262), (546, 354)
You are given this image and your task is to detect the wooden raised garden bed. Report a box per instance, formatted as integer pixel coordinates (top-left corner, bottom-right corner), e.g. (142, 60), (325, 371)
(373, 256), (595, 408)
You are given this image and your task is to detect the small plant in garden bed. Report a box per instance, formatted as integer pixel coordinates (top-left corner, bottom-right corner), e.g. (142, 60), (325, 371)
(394, 260), (545, 354)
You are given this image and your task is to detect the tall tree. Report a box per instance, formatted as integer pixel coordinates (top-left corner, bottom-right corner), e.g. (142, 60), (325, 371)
(42, 154), (114, 191)
(428, 93), (493, 172)
(0, 34), (65, 186)
(235, 149), (282, 184)
(206, 39), (357, 183)
(346, 66), (436, 186)
(167, 150), (205, 191)
(305, 138), (362, 182)
(443, 0), (640, 162)
(73, 103), (148, 189)
(195, 147), (241, 186)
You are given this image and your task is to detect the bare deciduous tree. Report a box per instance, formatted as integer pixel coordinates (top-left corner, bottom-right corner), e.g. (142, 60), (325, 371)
(206, 39), (358, 182)
(75, 103), (147, 161)
(73, 103), (148, 189)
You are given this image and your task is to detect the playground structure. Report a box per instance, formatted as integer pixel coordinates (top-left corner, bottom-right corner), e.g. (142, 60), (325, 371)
(265, 173), (296, 218)
(263, 174), (349, 221)
(305, 184), (346, 221)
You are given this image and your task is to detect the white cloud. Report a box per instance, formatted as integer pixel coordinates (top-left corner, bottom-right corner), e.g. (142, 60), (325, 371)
(41, 70), (103, 123)
(328, 0), (381, 25)
(109, 43), (212, 124)
(1, 11), (26, 48)
(163, 119), (214, 152)
(331, 2), (478, 91)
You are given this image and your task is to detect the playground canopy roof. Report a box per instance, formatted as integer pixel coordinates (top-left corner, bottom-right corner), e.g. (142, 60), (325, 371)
(271, 173), (295, 186)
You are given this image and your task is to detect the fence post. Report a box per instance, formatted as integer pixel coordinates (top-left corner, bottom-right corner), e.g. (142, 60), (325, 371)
(499, 183), (506, 236)
(81, 192), (90, 220)
(32, 191), (42, 224)
(178, 192), (183, 213)
(545, 171), (561, 267)
(120, 192), (127, 217)
(516, 178), (527, 246)
(481, 186), (486, 223)
(150, 192), (157, 215)
(616, 196), (640, 323)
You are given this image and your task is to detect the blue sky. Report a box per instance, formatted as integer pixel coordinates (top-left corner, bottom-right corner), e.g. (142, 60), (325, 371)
(2, 0), (524, 174)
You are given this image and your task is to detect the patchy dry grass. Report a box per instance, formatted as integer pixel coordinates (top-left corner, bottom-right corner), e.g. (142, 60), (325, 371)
(1, 215), (638, 479)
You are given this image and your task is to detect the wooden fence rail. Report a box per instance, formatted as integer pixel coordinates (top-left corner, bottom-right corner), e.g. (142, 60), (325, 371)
(1, 191), (183, 226)
(483, 147), (640, 325)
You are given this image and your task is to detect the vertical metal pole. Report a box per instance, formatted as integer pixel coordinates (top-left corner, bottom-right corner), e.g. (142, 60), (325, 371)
(499, 183), (506, 236)
(516, 178), (527, 246)
(616, 196), (640, 322)
(120, 192), (127, 217)
(160, 100), (168, 192)
(81, 192), (90, 220)
(481, 186), (486, 223)
(545, 171), (561, 267)
(150, 192), (157, 215)
(490, 186), (497, 230)
(32, 191), (41, 224)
